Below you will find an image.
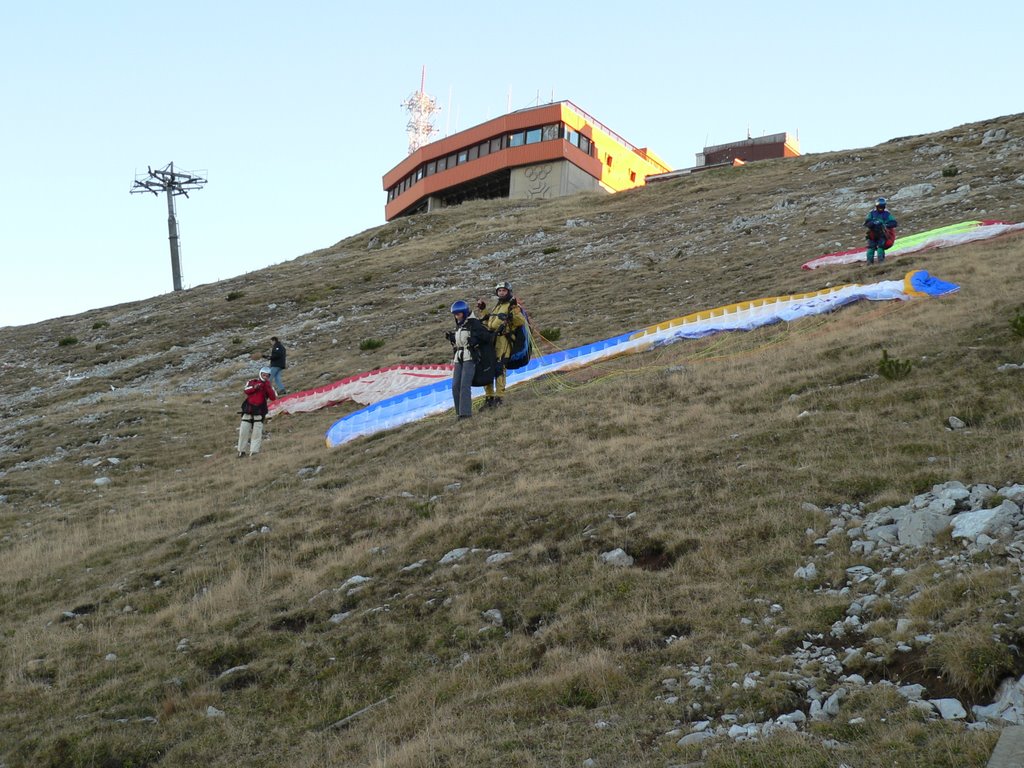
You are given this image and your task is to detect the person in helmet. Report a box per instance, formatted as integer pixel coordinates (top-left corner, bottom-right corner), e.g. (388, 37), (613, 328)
(864, 197), (898, 264)
(237, 366), (277, 457)
(475, 281), (525, 408)
(445, 300), (494, 418)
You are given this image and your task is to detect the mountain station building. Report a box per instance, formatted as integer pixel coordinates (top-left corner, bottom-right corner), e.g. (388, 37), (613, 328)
(382, 100), (672, 221)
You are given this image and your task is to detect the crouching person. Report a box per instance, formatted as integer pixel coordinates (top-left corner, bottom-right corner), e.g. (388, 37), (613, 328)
(238, 366), (277, 457)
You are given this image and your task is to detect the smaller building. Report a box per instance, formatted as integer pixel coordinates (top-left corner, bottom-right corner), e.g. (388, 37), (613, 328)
(697, 132), (800, 166)
(382, 100), (672, 221)
(647, 131), (799, 184)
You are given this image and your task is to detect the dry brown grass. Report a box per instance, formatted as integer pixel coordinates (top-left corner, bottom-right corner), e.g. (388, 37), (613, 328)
(2, 112), (1024, 766)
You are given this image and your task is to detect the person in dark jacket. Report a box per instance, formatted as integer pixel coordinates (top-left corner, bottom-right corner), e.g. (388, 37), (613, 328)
(265, 336), (287, 394)
(864, 197), (898, 265)
(446, 300), (493, 419)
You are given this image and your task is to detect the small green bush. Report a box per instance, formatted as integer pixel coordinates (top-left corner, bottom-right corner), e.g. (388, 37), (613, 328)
(91, 320), (109, 330)
(941, 165), (959, 177)
(541, 327), (561, 342)
(878, 349), (912, 380)
(542, 246), (560, 254)
(1011, 311), (1024, 338)
(58, 337), (79, 347)
(231, 337), (243, 345)
(359, 338), (385, 351)
(226, 291), (245, 301)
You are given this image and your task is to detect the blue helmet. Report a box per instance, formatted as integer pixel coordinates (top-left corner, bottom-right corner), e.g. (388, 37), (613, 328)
(450, 300), (470, 316)
(876, 197), (887, 208)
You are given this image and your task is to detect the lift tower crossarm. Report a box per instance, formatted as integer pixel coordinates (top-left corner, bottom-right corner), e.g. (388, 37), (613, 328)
(130, 161), (207, 292)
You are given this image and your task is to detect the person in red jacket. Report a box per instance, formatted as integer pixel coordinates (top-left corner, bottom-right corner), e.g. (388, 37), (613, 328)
(237, 367), (277, 457)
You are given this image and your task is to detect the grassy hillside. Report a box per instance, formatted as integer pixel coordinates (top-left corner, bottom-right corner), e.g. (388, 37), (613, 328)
(2, 113), (1024, 768)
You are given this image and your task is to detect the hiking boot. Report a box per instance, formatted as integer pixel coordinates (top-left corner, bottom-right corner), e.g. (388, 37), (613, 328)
(483, 397), (494, 409)
(492, 397), (503, 407)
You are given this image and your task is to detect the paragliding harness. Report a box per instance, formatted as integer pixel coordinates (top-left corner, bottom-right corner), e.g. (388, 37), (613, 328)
(504, 302), (533, 371)
(866, 217), (896, 251)
(241, 378), (271, 420)
(470, 337), (498, 387)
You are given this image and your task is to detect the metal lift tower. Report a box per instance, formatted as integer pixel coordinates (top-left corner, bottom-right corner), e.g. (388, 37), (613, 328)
(131, 162), (207, 292)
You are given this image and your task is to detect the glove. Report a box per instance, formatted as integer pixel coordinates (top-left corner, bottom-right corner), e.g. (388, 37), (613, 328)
(444, 331), (455, 343)
(476, 300), (487, 311)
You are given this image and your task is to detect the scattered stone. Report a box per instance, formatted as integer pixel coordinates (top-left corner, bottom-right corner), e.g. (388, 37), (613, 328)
(439, 548), (470, 564)
(599, 548), (633, 567)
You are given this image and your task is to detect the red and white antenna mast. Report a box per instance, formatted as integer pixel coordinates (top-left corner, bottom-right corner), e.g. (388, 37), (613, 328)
(401, 66), (440, 155)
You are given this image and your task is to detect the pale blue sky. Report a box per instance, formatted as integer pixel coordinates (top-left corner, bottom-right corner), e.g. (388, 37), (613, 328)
(2, 1), (1020, 327)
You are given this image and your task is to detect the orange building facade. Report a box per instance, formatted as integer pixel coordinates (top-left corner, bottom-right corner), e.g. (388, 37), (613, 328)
(382, 101), (671, 221)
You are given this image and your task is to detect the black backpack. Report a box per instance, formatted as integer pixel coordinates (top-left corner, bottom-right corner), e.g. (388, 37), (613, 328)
(471, 337), (497, 386)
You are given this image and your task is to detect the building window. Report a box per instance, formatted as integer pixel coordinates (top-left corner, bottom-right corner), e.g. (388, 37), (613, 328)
(447, 154), (458, 168)
(416, 168), (423, 181)
(479, 142), (490, 158)
(468, 145), (479, 161)
(437, 157), (447, 172)
(509, 131), (525, 147)
(542, 124), (560, 141)
(457, 150), (468, 164)
(426, 161), (436, 176)
(490, 137), (503, 153)
(579, 136), (591, 155)
(526, 127), (542, 144)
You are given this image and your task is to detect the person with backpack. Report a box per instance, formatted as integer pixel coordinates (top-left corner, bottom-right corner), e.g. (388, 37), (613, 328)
(476, 281), (525, 408)
(864, 197), (898, 264)
(445, 300), (494, 419)
(264, 336), (287, 394)
(237, 366), (277, 457)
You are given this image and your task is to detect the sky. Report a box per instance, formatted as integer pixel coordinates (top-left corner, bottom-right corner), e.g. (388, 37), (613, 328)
(2, 1), (1021, 328)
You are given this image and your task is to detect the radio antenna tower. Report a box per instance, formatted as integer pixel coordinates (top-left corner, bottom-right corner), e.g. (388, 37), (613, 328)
(401, 66), (440, 155)
(130, 162), (207, 292)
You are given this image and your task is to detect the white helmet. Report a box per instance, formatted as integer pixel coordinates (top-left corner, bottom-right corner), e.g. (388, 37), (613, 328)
(259, 366), (272, 379)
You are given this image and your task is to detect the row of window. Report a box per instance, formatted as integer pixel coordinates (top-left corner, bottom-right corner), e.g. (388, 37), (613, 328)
(387, 122), (594, 201)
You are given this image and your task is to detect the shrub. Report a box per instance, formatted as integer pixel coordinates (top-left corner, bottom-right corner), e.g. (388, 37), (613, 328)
(542, 245), (560, 254)
(541, 327), (561, 342)
(226, 290), (245, 301)
(359, 338), (385, 351)
(878, 349), (912, 380)
(1011, 311), (1024, 338)
(58, 337), (79, 347)
(231, 337), (243, 345)
(91, 320), (109, 330)
(926, 628), (1016, 699)
(941, 165), (959, 177)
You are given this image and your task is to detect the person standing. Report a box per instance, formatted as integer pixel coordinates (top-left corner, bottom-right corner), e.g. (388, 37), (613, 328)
(238, 367), (277, 457)
(265, 336), (287, 394)
(446, 300), (493, 419)
(864, 197), (898, 265)
(477, 281), (524, 408)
